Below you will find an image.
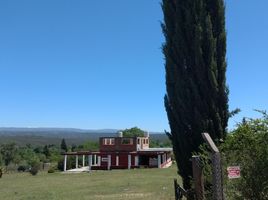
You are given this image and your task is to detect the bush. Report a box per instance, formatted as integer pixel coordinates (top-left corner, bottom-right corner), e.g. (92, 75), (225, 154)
(48, 167), (55, 173)
(200, 113), (268, 200)
(221, 114), (268, 200)
(6, 163), (18, 172)
(17, 165), (27, 172)
(29, 165), (39, 176)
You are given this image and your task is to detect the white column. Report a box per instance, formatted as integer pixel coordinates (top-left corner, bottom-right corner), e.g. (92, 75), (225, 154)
(64, 155), (67, 172)
(107, 155), (111, 170)
(158, 154), (161, 168)
(82, 155), (85, 167)
(76, 155), (79, 168)
(135, 156), (139, 166)
(128, 154), (131, 169)
(98, 156), (101, 166)
(94, 154), (97, 165)
(88, 155), (92, 171)
(116, 155), (119, 166)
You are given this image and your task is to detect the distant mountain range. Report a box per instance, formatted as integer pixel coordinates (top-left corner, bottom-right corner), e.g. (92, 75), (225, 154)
(0, 127), (119, 134)
(0, 127), (167, 146)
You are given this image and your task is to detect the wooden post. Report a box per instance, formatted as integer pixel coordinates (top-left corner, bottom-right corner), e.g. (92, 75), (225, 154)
(173, 178), (188, 200)
(202, 133), (224, 200)
(192, 155), (205, 200)
(212, 152), (224, 200)
(174, 179), (179, 200)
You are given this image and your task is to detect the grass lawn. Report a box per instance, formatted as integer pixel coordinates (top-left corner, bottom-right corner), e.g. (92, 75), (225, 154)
(0, 165), (181, 200)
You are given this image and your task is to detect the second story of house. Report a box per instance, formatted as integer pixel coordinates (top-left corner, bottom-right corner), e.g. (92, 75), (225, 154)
(99, 135), (150, 152)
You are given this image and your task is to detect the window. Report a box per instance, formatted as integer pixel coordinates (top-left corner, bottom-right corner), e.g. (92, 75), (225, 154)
(103, 138), (115, 145)
(121, 138), (133, 145)
(137, 138), (140, 144)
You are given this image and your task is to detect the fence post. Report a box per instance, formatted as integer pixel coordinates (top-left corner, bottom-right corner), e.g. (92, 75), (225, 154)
(202, 132), (224, 200)
(174, 178), (189, 200)
(192, 155), (205, 200)
(174, 179), (179, 200)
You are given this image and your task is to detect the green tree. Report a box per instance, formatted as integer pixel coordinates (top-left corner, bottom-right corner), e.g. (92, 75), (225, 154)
(19, 146), (40, 167)
(221, 114), (268, 200)
(71, 144), (77, 152)
(82, 141), (99, 151)
(43, 145), (50, 158)
(162, 0), (229, 189)
(60, 138), (68, 152)
(0, 143), (18, 166)
(122, 127), (145, 137)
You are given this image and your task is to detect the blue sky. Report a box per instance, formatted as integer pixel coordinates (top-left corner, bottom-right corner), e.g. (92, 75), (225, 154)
(0, 0), (267, 132)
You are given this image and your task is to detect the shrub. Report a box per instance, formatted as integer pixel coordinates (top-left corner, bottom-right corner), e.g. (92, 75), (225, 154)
(17, 165), (27, 172)
(48, 167), (55, 173)
(200, 113), (268, 199)
(57, 159), (64, 171)
(221, 114), (268, 200)
(29, 164), (39, 176)
(6, 163), (18, 172)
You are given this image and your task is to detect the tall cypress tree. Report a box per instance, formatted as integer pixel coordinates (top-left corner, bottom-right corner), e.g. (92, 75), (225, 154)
(162, 0), (228, 189)
(60, 139), (68, 152)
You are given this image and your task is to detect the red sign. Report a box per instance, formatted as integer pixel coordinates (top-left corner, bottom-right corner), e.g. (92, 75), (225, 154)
(227, 166), (241, 179)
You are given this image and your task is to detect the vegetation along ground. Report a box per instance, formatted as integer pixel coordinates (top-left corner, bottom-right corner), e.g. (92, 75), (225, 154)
(0, 165), (179, 200)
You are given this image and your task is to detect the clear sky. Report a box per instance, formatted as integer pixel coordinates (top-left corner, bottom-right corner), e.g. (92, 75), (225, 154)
(0, 0), (267, 132)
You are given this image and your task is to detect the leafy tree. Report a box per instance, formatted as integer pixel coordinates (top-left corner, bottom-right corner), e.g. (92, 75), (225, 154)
(221, 115), (268, 200)
(0, 143), (18, 166)
(198, 113), (268, 199)
(71, 144), (77, 152)
(81, 141), (99, 151)
(19, 146), (40, 167)
(43, 145), (50, 157)
(122, 127), (145, 137)
(60, 138), (68, 152)
(150, 139), (172, 148)
(162, 0), (229, 189)
(33, 146), (43, 154)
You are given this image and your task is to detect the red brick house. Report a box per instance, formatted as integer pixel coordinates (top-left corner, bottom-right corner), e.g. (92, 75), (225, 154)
(62, 133), (172, 172)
